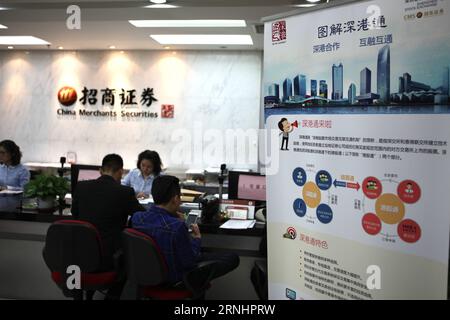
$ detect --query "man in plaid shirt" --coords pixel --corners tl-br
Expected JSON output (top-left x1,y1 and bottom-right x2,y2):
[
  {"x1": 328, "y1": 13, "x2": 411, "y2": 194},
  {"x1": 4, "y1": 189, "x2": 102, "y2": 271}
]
[{"x1": 131, "y1": 175, "x2": 239, "y2": 284}]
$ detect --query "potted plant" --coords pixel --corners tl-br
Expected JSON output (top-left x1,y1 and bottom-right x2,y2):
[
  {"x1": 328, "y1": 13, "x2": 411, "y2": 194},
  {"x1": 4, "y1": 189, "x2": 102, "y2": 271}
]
[{"x1": 24, "y1": 174, "x2": 70, "y2": 210}]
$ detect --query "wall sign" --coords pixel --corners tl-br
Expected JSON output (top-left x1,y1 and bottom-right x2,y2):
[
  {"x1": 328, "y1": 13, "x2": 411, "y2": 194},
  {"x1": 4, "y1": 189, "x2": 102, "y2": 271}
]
[{"x1": 56, "y1": 86, "x2": 168, "y2": 119}]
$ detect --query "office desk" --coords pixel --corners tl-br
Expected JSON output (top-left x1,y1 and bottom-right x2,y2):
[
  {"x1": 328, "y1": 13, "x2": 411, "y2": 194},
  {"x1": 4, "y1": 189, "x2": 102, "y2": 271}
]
[
  {"x1": 0, "y1": 195, "x2": 265, "y2": 299},
  {"x1": 0, "y1": 198, "x2": 265, "y2": 256}
]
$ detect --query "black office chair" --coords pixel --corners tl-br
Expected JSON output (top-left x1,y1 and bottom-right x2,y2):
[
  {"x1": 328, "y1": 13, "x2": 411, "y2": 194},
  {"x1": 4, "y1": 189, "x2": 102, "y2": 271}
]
[
  {"x1": 122, "y1": 228, "x2": 217, "y2": 300},
  {"x1": 42, "y1": 220, "x2": 121, "y2": 300}
]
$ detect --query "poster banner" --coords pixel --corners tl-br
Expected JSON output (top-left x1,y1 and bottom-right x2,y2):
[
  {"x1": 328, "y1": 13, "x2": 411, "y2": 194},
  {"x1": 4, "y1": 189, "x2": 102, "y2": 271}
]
[{"x1": 263, "y1": 0, "x2": 450, "y2": 300}]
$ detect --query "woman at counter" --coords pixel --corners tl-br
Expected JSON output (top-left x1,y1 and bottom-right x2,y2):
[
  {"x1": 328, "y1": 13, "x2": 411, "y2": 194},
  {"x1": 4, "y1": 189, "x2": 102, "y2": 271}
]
[
  {"x1": 122, "y1": 150, "x2": 162, "y2": 199},
  {"x1": 0, "y1": 140, "x2": 30, "y2": 191}
]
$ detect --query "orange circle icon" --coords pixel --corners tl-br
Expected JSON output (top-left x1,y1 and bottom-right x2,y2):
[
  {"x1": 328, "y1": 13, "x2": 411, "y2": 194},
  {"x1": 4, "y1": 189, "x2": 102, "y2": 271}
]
[
  {"x1": 302, "y1": 182, "x2": 321, "y2": 209},
  {"x1": 58, "y1": 86, "x2": 77, "y2": 106},
  {"x1": 375, "y1": 193, "x2": 405, "y2": 225}
]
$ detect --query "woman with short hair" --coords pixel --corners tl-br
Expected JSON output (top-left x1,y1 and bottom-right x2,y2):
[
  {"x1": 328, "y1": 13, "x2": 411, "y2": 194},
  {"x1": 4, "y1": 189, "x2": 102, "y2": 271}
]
[
  {"x1": 122, "y1": 150, "x2": 163, "y2": 199},
  {"x1": 0, "y1": 140, "x2": 30, "y2": 191}
]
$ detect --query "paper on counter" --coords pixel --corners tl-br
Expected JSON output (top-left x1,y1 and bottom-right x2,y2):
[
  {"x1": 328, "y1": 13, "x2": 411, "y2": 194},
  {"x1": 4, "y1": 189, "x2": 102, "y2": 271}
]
[
  {"x1": 138, "y1": 197, "x2": 154, "y2": 205},
  {"x1": 0, "y1": 190, "x2": 23, "y2": 195},
  {"x1": 219, "y1": 219, "x2": 256, "y2": 229}
]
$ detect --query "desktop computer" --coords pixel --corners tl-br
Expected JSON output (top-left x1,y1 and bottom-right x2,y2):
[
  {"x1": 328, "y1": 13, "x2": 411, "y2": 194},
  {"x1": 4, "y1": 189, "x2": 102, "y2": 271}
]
[{"x1": 70, "y1": 164, "x2": 102, "y2": 194}]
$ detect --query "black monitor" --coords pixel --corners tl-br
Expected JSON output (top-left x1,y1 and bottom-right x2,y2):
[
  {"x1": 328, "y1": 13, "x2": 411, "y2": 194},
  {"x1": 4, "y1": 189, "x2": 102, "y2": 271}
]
[
  {"x1": 228, "y1": 171, "x2": 266, "y2": 202},
  {"x1": 71, "y1": 164, "x2": 102, "y2": 194}
]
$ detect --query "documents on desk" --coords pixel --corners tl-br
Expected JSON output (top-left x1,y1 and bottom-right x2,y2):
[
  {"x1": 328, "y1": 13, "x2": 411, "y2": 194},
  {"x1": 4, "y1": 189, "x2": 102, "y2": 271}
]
[
  {"x1": 0, "y1": 190, "x2": 23, "y2": 195},
  {"x1": 138, "y1": 196, "x2": 153, "y2": 205},
  {"x1": 181, "y1": 188, "x2": 204, "y2": 202},
  {"x1": 219, "y1": 219, "x2": 256, "y2": 229},
  {"x1": 183, "y1": 202, "x2": 201, "y2": 209}
]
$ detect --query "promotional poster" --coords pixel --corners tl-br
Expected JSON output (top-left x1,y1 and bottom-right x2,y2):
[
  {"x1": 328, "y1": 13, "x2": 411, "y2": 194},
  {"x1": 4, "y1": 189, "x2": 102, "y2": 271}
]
[{"x1": 264, "y1": 0, "x2": 450, "y2": 300}]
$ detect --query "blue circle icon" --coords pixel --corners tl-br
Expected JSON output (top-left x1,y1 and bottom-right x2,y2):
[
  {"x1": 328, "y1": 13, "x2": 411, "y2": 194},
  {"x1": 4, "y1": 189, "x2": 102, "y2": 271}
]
[
  {"x1": 316, "y1": 204, "x2": 333, "y2": 224},
  {"x1": 315, "y1": 170, "x2": 332, "y2": 191},
  {"x1": 292, "y1": 168, "x2": 307, "y2": 187},
  {"x1": 293, "y1": 199, "x2": 307, "y2": 218}
]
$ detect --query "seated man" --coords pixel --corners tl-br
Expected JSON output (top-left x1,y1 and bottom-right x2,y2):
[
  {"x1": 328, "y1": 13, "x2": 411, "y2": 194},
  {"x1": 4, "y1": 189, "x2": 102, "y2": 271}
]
[
  {"x1": 72, "y1": 154, "x2": 144, "y2": 299},
  {"x1": 132, "y1": 175, "x2": 240, "y2": 285}
]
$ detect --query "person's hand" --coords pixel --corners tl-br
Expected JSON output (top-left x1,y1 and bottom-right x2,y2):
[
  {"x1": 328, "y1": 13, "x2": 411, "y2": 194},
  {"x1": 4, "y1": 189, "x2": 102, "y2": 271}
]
[
  {"x1": 136, "y1": 192, "x2": 148, "y2": 200},
  {"x1": 177, "y1": 211, "x2": 185, "y2": 221},
  {"x1": 190, "y1": 224, "x2": 201, "y2": 239}
]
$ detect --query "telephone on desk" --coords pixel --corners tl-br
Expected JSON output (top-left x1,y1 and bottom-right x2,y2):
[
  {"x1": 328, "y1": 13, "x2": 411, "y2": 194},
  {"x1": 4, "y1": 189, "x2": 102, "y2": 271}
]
[
  {"x1": 199, "y1": 194, "x2": 266, "y2": 225},
  {"x1": 199, "y1": 194, "x2": 220, "y2": 224}
]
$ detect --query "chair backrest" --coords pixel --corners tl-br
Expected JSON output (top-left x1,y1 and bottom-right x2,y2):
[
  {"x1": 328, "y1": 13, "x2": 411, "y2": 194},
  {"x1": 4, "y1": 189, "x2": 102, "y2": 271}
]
[
  {"x1": 122, "y1": 228, "x2": 168, "y2": 286},
  {"x1": 43, "y1": 220, "x2": 103, "y2": 273}
]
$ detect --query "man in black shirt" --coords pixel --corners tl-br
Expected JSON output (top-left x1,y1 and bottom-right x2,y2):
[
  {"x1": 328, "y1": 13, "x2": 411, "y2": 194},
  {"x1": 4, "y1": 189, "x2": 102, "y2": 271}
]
[{"x1": 72, "y1": 154, "x2": 143, "y2": 299}]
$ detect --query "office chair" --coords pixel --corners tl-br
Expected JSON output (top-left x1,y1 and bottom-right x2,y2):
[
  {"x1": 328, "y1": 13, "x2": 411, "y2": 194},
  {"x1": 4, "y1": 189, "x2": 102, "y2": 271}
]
[
  {"x1": 42, "y1": 220, "x2": 121, "y2": 300},
  {"x1": 122, "y1": 228, "x2": 217, "y2": 300}
]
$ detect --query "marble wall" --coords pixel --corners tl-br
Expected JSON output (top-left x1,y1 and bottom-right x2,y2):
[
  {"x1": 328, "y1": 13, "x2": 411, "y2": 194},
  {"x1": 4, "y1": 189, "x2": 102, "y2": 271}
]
[{"x1": 0, "y1": 50, "x2": 262, "y2": 171}]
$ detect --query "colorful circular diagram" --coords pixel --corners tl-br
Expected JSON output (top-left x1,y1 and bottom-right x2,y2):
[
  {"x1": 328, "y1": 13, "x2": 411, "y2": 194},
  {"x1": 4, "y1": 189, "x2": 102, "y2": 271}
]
[
  {"x1": 362, "y1": 176, "x2": 383, "y2": 199},
  {"x1": 362, "y1": 213, "x2": 382, "y2": 236},
  {"x1": 293, "y1": 199, "x2": 307, "y2": 218},
  {"x1": 397, "y1": 180, "x2": 421, "y2": 204},
  {"x1": 302, "y1": 182, "x2": 322, "y2": 208},
  {"x1": 316, "y1": 204, "x2": 333, "y2": 224},
  {"x1": 292, "y1": 167, "x2": 307, "y2": 187},
  {"x1": 375, "y1": 193, "x2": 405, "y2": 225},
  {"x1": 397, "y1": 219, "x2": 421, "y2": 243},
  {"x1": 315, "y1": 170, "x2": 332, "y2": 191}
]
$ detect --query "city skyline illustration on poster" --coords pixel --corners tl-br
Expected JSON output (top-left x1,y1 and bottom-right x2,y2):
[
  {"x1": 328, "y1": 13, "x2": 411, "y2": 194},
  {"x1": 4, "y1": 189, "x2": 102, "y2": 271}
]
[
  {"x1": 264, "y1": 0, "x2": 450, "y2": 300},
  {"x1": 263, "y1": 0, "x2": 450, "y2": 115}
]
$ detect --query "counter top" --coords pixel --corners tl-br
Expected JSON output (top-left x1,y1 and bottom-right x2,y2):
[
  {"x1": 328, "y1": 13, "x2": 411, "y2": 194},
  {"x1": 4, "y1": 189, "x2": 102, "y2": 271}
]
[{"x1": 0, "y1": 195, "x2": 265, "y2": 237}]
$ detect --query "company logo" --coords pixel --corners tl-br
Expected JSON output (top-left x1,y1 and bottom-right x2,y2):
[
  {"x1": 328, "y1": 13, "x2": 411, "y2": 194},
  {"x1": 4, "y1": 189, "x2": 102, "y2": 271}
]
[
  {"x1": 58, "y1": 86, "x2": 78, "y2": 106},
  {"x1": 161, "y1": 104, "x2": 174, "y2": 118},
  {"x1": 283, "y1": 227, "x2": 297, "y2": 240},
  {"x1": 404, "y1": 8, "x2": 444, "y2": 21},
  {"x1": 286, "y1": 288, "x2": 296, "y2": 300},
  {"x1": 272, "y1": 20, "x2": 286, "y2": 43}
]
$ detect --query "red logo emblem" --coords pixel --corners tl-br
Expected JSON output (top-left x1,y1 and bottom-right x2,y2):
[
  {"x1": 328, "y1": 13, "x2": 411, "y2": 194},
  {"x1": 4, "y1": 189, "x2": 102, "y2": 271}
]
[
  {"x1": 161, "y1": 104, "x2": 174, "y2": 118},
  {"x1": 58, "y1": 87, "x2": 77, "y2": 106},
  {"x1": 272, "y1": 20, "x2": 286, "y2": 42},
  {"x1": 283, "y1": 227, "x2": 297, "y2": 240}
]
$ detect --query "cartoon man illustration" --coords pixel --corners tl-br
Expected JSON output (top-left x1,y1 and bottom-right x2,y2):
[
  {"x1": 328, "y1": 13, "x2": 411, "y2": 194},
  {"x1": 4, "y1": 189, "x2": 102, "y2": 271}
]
[
  {"x1": 319, "y1": 173, "x2": 329, "y2": 183},
  {"x1": 278, "y1": 118, "x2": 294, "y2": 151},
  {"x1": 366, "y1": 180, "x2": 378, "y2": 191},
  {"x1": 405, "y1": 183, "x2": 414, "y2": 194}
]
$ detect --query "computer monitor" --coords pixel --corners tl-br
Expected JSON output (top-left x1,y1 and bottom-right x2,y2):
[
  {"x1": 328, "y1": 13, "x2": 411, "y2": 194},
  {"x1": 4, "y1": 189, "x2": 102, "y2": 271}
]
[
  {"x1": 71, "y1": 164, "x2": 102, "y2": 194},
  {"x1": 228, "y1": 171, "x2": 266, "y2": 202}
]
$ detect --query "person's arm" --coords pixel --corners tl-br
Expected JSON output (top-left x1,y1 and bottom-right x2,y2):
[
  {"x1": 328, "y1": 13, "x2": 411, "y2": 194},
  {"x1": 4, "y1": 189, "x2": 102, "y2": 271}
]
[
  {"x1": 18, "y1": 166, "x2": 30, "y2": 189},
  {"x1": 136, "y1": 192, "x2": 148, "y2": 199},
  {"x1": 121, "y1": 170, "x2": 132, "y2": 187},
  {"x1": 126, "y1": 187, "x2": 145, "y2": 216},
  {"x1": 6, "y1": 166, "x2": 30, "y2": 191},
  {"x1": 175, "y1": 224, "x2": 202, "y2": 272},
  {"x1": 190, "y1": 224, "x2": 202, "y2": 257}
]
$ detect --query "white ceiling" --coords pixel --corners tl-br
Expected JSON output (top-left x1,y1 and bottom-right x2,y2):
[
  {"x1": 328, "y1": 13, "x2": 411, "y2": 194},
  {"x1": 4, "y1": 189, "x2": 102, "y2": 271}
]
[{"x1": 0, "y1": 0, "x2": 361, "y2": 50}]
